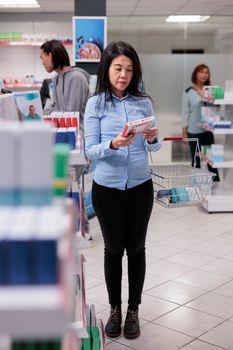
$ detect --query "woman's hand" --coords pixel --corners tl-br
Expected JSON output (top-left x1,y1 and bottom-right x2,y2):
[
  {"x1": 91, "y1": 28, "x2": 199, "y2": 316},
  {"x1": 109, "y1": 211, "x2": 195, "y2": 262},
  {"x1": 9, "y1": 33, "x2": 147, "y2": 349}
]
[
  {"x1": 111, "y1": 132, "x2": 134, "y2": 149},
  {"x1": 182, "y1": 127, "x2": 188, "y2": 142},
  {"x1": 144, "y1": 127, "x2": 159, "y2": 143}
]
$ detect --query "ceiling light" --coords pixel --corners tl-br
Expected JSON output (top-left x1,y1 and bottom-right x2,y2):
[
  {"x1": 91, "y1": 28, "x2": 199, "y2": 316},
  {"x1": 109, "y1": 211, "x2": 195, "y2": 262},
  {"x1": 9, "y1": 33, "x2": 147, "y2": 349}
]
[
  {"x1": 0, "y1": 0, "x2": 40, "y2": 7},
  {"x1": 166, "y1": 15, "x2": 210, "y2": 23}
]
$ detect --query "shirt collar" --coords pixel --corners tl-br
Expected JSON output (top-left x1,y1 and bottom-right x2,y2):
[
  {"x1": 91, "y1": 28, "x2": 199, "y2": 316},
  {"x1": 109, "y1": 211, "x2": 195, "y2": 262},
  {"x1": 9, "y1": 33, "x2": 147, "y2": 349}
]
[{"x1": 106, "y1": 90, "x2": 129, "y2": 101}]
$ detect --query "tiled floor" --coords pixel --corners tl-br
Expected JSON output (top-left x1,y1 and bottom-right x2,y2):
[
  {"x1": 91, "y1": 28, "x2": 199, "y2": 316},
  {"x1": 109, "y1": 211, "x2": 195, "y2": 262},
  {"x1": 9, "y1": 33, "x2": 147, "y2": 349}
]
[{"x1": 82, "y1": 204, "x2": 233, "y2": 350}]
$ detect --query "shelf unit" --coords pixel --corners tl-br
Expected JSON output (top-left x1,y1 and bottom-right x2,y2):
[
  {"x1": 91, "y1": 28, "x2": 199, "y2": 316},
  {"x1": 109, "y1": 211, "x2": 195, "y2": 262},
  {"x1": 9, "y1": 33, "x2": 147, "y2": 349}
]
[
  {"x1": 203, "y1": 100, "x2": 233, "y2": 212},
  {"x1": 0, "y1": 41, "x2": 72, "y2": 47},
  {"x1": 70, "y1": 149, "x2": 86, "y2": 166},
  {"x1": 0, "y1": 286, "x2": 69, "y2": 338}
]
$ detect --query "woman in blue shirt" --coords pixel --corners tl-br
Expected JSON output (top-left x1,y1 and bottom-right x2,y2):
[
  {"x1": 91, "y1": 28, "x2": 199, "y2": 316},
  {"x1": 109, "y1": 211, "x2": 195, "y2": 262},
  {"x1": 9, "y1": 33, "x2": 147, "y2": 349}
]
[
  {"x1": 182, "y1": 64, "x2": 220, "y2": 181},
  {"x1": 84, "y1": 41, "x2": 161, "y2": 339}
]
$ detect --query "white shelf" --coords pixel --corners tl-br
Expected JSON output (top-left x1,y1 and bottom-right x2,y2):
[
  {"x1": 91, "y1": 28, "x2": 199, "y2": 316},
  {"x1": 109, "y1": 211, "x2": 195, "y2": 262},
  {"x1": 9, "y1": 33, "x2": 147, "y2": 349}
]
[
  {"x1": 0, "y1": 41, "x2": 72, "y2": 47},
  {"x1": 214, "y1": 128, "x2": 233, "y2": 135},
  {"x1": 0, "y1": 286, "x2": 69, "y2": 338},
  {"x1": 203, "y1": 195, "x2": 233, "y2": 212},
  {"x1": 69, "y1": 149, "x2": 86, "y2": 166},
  {"x1": 214, "y1": 99, "x2": 233, "y2": 105},
  {"x1": 212, "y1": 160, "x2": 233, "y2": 168}
]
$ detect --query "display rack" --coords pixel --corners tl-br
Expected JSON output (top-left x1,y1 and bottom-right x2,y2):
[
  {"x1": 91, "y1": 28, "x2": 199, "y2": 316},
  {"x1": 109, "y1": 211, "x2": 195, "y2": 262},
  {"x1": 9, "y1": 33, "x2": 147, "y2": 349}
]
[
  {"x1": 203, "y1": 100, "x2": 233, "y2": 212},
  {"x1": 0, "y1": 41, "x2": 72, "y2": 47},
  {"x1": 0, "y1": 286, "x2": 69, "y2": 338},
  {"x1": 70, "y1": 149, "x2": 86, "y2": 166},
  {"x1": 3, "y1": 82, "x2": 42, "y2": 90}
]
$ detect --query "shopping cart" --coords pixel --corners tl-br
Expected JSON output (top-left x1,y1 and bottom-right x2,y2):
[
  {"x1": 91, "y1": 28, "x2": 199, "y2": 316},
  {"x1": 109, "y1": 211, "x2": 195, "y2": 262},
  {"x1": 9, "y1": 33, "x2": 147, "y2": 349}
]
[{"x1": 151, "y1": 137, "x2": 215, "y2": 208}]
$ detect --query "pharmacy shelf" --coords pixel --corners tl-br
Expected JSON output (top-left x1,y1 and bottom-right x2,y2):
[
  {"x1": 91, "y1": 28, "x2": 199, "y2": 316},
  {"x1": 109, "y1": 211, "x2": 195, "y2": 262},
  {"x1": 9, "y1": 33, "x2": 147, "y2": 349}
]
[
  {"x1": 214, "y1": 128, "x2": 233, "y2": 135},
  {"x1": 203, "y1": 195, "x2": 233, "y2": 212},
  {"x1": 0, "y1": 286, "x2": 69, "y2": 338},
  {"x1": 3, "y1": 82, "x2": 42, "y2": 89},
  {"x1": 0, "y1": 41, "x2": 72, "y2": 47},
  {"x1": 214, "y1": 99, "x2": 233, "y2": 105},
  {"x1": 70, "y1": 255, "x2": 88, "y2": 339},
  {"x1": 212, "y1": 160, "x2": 233, "y2": 168},
  {"x1": 69, "y1": 149, "x2": 86, "y2": 166},
  {"x1": 203, "y1": 100, "x2": 233, "y2": 212}
]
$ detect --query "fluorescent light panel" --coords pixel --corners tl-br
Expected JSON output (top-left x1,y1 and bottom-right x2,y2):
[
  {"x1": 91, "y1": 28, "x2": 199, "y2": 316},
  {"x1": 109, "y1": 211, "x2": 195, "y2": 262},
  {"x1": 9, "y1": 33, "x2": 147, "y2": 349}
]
[
  {"x1": 166, "y1": 15, "x2": 210, "y2": 23},
  {"x1": 0, "y1": 0, "x2": 40, "y2": 7}
]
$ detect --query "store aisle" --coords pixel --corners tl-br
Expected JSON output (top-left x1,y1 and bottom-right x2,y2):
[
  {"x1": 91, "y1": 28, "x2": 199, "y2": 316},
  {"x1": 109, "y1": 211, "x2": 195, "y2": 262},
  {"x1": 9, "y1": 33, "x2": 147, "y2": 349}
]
[{"x1": 82, "y1": 204, "x2": 233, "y2": 350}]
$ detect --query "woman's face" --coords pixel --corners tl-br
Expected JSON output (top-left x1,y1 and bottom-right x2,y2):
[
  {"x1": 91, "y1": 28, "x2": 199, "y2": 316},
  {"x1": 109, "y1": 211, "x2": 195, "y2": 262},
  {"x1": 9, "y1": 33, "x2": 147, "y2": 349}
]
[
  {"x1": 196, "y1": 68, "x2": 209, "y2": 84},
  {"x1": 108, "y1": 54, "x2": 133, "y2": 98},
  {"x1": 40, "y1": 49, "x2": 54, "y2": 73}
]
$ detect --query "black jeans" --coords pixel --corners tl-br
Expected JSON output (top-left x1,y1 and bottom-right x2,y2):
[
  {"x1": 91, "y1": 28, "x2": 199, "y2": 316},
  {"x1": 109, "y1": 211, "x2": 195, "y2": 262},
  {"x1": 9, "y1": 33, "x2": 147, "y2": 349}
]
[
  {"x1": 187, "y1": 131, "x2": 220, "y2": 181},
  {"x1": 92, "y1": 179, "x2": 154, "y2": 308}
]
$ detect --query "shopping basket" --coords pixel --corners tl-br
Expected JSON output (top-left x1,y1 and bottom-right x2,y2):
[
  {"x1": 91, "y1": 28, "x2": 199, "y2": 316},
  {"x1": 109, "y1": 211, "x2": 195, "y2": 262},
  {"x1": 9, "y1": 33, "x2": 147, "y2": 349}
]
[{"x1": 151, "y1": 137, "x2": 215, "y2": 208}]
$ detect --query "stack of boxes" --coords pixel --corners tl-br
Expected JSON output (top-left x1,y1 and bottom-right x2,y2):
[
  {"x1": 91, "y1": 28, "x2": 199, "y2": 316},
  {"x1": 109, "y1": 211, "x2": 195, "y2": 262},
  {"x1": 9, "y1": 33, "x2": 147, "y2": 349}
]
[{"x1": 43, "y1": 112, "x2": 79, "y2": 150}]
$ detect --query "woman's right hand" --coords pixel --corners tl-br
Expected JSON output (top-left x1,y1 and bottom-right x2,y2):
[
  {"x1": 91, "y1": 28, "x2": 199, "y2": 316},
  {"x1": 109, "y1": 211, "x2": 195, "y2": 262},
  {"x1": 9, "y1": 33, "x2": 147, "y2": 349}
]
[
  {"x1": 111, "y1": 132, "x2": 134, "y2": 149},
  {"x1": 182, "y1": 127, "x2": 188, "y2": 140}
]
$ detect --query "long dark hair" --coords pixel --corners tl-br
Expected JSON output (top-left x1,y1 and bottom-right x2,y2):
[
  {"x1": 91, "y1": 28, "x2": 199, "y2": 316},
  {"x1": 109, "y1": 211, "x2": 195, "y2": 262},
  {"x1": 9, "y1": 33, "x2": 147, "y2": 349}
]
[
  {"x1": 40, "y1": 39, "x2": 70, "y2": 70},
  {"x1": 95, "y1": 41, "x2": 147, "y2": 101},
  {"x1": 192, "y1": 64, "x2": 211, "y2": 85}
]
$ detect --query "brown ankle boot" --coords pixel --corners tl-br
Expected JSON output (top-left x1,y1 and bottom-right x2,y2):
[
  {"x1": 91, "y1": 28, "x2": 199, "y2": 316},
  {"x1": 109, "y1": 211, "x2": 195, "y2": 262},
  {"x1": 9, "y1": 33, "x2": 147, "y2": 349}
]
[
  {"x1": 123, "y1": 308, "x2": 140, "y2": 339},
  {"x1": 105, "y1": 306, "x2": 122, "y2": 338}
]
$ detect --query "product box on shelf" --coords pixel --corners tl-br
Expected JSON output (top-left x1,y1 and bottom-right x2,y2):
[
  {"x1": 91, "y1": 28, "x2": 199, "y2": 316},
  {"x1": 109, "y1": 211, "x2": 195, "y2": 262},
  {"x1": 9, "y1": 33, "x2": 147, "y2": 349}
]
[
  {"x1": 211, "y1": 144, "x2": 224, "y2": 163},
  {"x1": 19, "y1": 123, "x2": 54, "y2": 205}
]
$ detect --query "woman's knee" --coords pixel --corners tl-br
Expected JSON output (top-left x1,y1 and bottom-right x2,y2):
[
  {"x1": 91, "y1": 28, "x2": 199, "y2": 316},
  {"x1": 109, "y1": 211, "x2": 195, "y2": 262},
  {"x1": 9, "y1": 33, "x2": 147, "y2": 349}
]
[{"x1": 105, "y1": 247, "x2": 124, "y2": 258}]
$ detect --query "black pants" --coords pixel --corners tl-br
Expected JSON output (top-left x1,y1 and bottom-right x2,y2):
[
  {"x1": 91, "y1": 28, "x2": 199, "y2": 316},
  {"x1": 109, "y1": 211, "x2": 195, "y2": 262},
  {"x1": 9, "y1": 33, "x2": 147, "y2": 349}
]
[
  {"x1": 92, "y1": 179, "x2": 154, "y2": 308},
  {"x1": 187, "y1": 131, "x2": 220, "y2": 181}
]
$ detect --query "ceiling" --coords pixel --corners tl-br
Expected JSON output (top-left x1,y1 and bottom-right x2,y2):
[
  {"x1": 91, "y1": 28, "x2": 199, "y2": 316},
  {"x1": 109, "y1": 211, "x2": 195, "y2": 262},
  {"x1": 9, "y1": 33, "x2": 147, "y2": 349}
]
[
  {"x1": 1, "y1": 0, "x2": 233, "y2": 15},
  {"x1": 1, "y1": 0, "x2": 233, "y2": 34}
]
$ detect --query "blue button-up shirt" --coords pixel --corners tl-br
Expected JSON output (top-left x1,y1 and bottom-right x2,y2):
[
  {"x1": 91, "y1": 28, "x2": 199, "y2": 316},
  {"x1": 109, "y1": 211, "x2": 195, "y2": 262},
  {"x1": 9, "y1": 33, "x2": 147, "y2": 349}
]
[{"x1": 84, "y1": 93, "x2": 162, "y2": 190}]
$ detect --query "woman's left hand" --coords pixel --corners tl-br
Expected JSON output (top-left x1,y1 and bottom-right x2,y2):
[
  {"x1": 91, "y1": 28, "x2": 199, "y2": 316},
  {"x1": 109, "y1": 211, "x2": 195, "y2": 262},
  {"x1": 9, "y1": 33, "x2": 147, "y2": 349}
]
[{"x1": 144, "y1": 127, "x2": 159, "y2": 143}]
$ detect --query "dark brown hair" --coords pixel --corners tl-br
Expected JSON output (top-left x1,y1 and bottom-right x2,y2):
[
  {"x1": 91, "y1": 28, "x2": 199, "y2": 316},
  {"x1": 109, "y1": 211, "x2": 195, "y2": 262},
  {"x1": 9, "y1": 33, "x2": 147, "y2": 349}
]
[
  {"x1": 40, "y1": 39, "x2": 70, "y2": 70},
  {"x1": 191, "y1": 64, "x2": 211, "y2": 85}
]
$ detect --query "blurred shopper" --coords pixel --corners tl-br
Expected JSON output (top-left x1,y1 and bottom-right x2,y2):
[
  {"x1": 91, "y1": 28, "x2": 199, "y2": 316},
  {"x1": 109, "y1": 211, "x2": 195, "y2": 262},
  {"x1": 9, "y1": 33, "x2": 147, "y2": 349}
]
[
  {"x1": 40, "y1": 39, "x2": 89, "y2": 128},
  {"x1": 182, "y1": 63, "x2": 220, "y2": 181}
]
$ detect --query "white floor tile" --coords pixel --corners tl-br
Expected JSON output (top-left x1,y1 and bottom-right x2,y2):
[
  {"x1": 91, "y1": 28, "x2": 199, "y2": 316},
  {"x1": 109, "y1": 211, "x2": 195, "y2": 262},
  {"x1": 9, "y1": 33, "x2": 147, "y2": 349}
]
[
  {"x1": 154, "y1": 306, "x2": 222, "y2": 337},
  {"x1": 214, "y1": 280, "x2": 233, "y2": 299},
  {"x1": 201, "y1": 257, "x2": 233, "y2": 278},
  {"x1": 200, "y1": 321, "x2": 233, "y2": 350},
  {"x1": 146, "y1": 242, "x2": 183, "y2": 259},
  {"x1": 146, "y1": 259, "x2": 194, "y2": 279},
  {"x1": 145, "y1": 280, "x2": 205, "y2": 305},
  {"x1": 118, "y1": 322, "x2": 193, "y2": 350},
  {"x1": 165, "y1": 250, "x2": 215, "y2": 268},
  {"x1": 181, "y1": 339, "x2": 225, "y2": 349},
  {"x1": 175, "y1": 269, "x2": 232, "y2": 292},
  {"x1": 123, "y1": 294, "x2": 178, "y2": 322},
  {"x1": 106, "y1": 341, "x2": 135, "y2": 349},
  {"x1": 186, "y1": 292, "x2": 233, "y2": 319}
]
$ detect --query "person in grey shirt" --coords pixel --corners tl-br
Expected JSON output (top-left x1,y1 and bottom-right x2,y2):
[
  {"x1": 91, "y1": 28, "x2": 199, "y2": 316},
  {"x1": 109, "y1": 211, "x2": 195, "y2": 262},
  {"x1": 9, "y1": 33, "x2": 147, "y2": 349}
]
[
  {"x1": 40, "y1": 39, "x2": 89, "y2": 128},
  {"x1": 182, "y1": 63, "x2": 220, "y2": 181},
  {"x1": 40, "y1": 39, "x2": 92, "y2": 240}
]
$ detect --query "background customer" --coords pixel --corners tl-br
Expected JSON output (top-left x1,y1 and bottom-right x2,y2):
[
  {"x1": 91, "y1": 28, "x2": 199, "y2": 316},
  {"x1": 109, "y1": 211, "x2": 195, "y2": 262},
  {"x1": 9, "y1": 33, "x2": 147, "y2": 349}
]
[
  {"x1": 40, "y1": 39, "x2": 89, "y2": 128},
  {"x1": 182, "y1": 63, "x2": 220, "y2": 181}
]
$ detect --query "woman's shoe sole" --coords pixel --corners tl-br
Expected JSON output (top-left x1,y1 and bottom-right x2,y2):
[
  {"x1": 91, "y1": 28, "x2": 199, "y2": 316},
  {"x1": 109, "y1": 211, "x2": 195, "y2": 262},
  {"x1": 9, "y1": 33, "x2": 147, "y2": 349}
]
[
  {"x1": 123, "y1": 330, "x2": 140, "y2": 339},
  {"x1": 105, "y1": 331, "x2": 121, "y2": 338}
]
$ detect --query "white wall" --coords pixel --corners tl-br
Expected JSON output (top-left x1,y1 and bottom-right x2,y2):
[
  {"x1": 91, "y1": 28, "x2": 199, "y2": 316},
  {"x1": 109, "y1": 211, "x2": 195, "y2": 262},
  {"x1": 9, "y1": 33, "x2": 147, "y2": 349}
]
[
  {"x1": 140, "y1": 54, "x2": 233, "y2": 137},
  {"x1": 109, "y1": 31, "x2": 215, "y2": 54}
]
